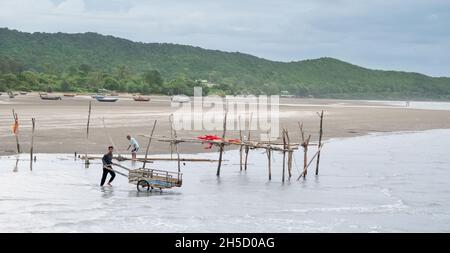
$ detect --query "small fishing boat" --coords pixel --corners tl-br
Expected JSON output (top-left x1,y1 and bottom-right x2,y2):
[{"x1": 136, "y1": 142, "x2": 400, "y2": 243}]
[
  {"x1": 63, "y1": 94, "x2": 76, "y2": 97},
  {"x1": 171, "y1": 95, "x2": 190, "y2": 103},
  {"x1": 133, "y1": 96, "x2": 150, "y2": 102},
  {"x1": 40, "y1": 94, "x2": 62, "y2": 100},
  {"x1": 92, "y1": 94, "x2": 105, "y2": 99},
  {"x1": 20, "y1": 92, "x2": 28, "y2": 95},
  {"x1": 96, "y1": 97, "x2": 118, "y2": 102}
]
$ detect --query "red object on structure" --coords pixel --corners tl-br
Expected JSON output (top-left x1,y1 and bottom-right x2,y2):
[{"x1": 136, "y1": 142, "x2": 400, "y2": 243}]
[
  {"x1": 197, "y1": 135, "x2": 222, "y2": 141},
  {"x1": 197, "y1": 135, "x2": 242, "y2": 149},
  {"x1": 228, "y1": 139, "x2": 241, "y2": 144},
  {"x1": 197, "y1": 135, "x2": 221, "y2": 149}
]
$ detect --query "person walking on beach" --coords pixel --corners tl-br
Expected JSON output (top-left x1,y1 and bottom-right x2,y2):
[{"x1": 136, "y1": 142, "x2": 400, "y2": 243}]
[
  {"x1": 101, "y1": 146, "x2": 116, "y2": 186},
  {"x1": 127, "y1": 135, "x2": 140, "y2": 160}
]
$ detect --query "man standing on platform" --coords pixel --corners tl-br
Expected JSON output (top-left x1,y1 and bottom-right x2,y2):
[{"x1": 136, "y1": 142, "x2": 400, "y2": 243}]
[{"x1": 127, "y1": 134, "x2": 140, "y2": 160}]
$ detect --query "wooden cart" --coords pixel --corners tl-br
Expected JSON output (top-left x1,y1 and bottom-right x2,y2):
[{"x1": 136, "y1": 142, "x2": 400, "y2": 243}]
[{"x1": 128, "y1": 168, "x2": 183, "y2": 191}]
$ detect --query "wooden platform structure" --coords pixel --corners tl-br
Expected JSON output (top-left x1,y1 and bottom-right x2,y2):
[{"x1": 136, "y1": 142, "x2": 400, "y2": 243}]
[
  {"x1": 11, "y1": 100, "x2": 325, "y2": 182},
  {"x1": 139, "y1": 110, "x2": 325, "y2": 181}
]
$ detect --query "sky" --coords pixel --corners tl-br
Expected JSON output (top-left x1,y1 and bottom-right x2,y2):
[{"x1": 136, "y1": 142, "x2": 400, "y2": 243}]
[{"x1": 1, "y1": 0, "x2": 449, "y2": 77}]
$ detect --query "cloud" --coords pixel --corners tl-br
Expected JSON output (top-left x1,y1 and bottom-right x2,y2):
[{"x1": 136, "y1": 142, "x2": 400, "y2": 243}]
[{"x1": 0, "y1": 0, "x2": 449, "y2": 76}]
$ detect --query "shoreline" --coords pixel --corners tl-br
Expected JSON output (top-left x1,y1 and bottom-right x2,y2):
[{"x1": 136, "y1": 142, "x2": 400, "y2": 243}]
[{"x1": 1, "y1": 127, "x2": 449, "y2": 158}]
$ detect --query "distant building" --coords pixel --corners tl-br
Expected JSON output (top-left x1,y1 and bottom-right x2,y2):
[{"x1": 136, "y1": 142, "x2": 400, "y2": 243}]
[
  {"x1": 196, "y1": 79, "x2": 218, "y2": 88},
  {"x1": 280, "y1": 90, "x2": 295, "y2": 98}
]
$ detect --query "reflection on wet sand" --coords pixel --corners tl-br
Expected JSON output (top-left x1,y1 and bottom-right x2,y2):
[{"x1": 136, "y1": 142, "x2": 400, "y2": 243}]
[
  {"x1": 100, "y1": 186, "x2": 114, "y2": 198},
  {"x1": 13, "y1": 157, "x2": 19, "y2": 172}
]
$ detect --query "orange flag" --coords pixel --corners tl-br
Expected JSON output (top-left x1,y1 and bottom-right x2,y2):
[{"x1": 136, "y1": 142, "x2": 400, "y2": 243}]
[{"x1": 12, "y1": 118, "x2": 19, "y2": 135}]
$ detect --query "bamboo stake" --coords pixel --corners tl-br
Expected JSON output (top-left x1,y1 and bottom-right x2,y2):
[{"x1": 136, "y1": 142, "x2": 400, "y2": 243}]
[
  {"x1": 299, "y1": 122, "x2": 305, "y2": 143},
  {"x1": 302, "y1": 135, "x2": 311, "y2": 179},
  {"x1": 148, "y1": 135, "x2": 307, "y2": 149},
  {"x1": 244, "y1": 112, "x2": 253, "y2": 170},
  {"x1": 101, "y1": 117, "x2": 124, "y2": 158},
  {"x1": 267, "y1": 130, "x2": 272, "y2": 180},
  {"x1": 84, "y1": 156, "x2": 219, "y2": 162},
  {"x1": 169, "y1": 114, "x2": 181, "y2": 173},
  {"x1": 12, "y1": 109, "x2": 20, "y2": 154},
  {"x1": 112, "y1": 162, "x2": 131, "y2": 171},
  {"x1": 216, "y1": 109, "x2": 228, "y2": 176},
  {"x1": 315, "y1": 110, "x2": 324, "y2": 175},
  {"x1": 282, "y1": 128, "x2": 287, "y2": 182},
  {"x1": 285, "y1": 129, "x2": 293, "y2": 179},
  {"x1": 85, "y1": 101, "x2": 92, "y2": 165},
  {"x1": 297, "y1": 144, "x2": 324, "y2": 180},
  {"x1": 239, "y1": 115, "x2": 243, "y2": 171},
  {"x1": 142, "y1": 120, "x2": 157, "y2": 169},
  {"x1": 104, "y1": 166, "x2": 128, "y2": 177},
  {"x1": 170, "y1": 115, "x2": 174, "y2": 159},
  {"x1": 30, "y1": 118, "x2": 35, "y2": 171}
]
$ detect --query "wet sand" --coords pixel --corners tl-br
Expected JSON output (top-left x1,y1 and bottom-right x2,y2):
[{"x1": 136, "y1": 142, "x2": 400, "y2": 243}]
[
  {"x1": 1, "y1": 93, "x2": 450, "y2": 156},
  {"x1": 2, "y1": 129, "x2": 450, "y2": 232}
]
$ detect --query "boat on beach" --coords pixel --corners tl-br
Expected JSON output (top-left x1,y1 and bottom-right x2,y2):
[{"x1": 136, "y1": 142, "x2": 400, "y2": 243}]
[
  {"x1": 40, "y1": 94, "x2": 62, "y2": 100},
  {"x1": 63, "y1": 94, "x2": 76, "y2": 97},
  {"x1": 91, "y1": 94, "x2": 104, "y2": 98},
  {"x1": 96, "y1": 96, "x2": 119, "y2": 102},
  {"x1": 133, "y1": 95, "x2": 150, "y2": 102},
  {"x1": 20, "y1": 92, "x2": 28, "y2": 95},
  {"x1": 171, "y1": 95, "x2": 190, "y2": 103}
]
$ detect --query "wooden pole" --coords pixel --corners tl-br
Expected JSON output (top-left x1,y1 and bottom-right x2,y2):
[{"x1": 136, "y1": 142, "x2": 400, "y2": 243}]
[
  {"x1": 299, "y1": 122, "x2": 305, "y2": 143},
  {"x1": 169, "y1": 114, "x2": 181, "y2": 173},
  {"x1": 286, "y1": 129, "x2": 293, "y2": 179},
  {"x1": 216, "y1": 109, "x2": 228, "y2": 176},
  {"x1": 302, "y1": 135, "x2": 311, "y2": 179},
  {"x1": 12, "y1": 109, "x2": 20, "y2": 154},
  {"x1": 244, "y1": 112, "x2": 253, "y2": 170},
  {"x1": 85, "y1": 101, "x2": 92, "y2": 165},
  {"x1": 170, "y1": 115, "x2": 174, "y2": 159},
  {"x1": 297, "y1": 144, "x2": 324, "y2": 180},
  {"x1": 315, "y1": 110, "x2": 324, "y2": 175},
  {"x1": 112, "y1": 162, "x2": 131, "y2": 171},
  {"x1": 84, "y1": 155, "x2": 219, "y2": 162},
  {"x1": 267, "y1": 130, "x2": 272, "y2": 180},
  {"x1": 101, "y1": 117, "x2": 124, "y2": 158},
  {"x1": 142, "y1": 120, "x2": 157, "y2": 169},
  {"x1": 30, "y1": 118, "x2": 35, "y2": 171},
  {"x1": 239, "y1": 115, "x2": 243, "y2": 171},
  {"x1": 282, "y1": 128, "x2": 287, "y2": 182}
]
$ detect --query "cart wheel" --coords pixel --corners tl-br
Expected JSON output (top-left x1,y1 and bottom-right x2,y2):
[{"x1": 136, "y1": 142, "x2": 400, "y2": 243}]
[{"x1": 137, "y1": 180, "x2": 150, "y2": 192}]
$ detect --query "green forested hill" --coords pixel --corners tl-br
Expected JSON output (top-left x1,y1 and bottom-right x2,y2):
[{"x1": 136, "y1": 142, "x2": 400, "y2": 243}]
[{"x1": 1, "y1": 27, "x2": 449, "y2": 99}]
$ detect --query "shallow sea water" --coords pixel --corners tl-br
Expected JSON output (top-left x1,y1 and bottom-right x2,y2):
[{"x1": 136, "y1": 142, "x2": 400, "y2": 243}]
[{"x1": 1, "y1": 129, "x2": 450, "y2": 232}]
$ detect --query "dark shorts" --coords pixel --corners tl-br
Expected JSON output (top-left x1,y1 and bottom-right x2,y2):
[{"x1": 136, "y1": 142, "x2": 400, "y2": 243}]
[{"x1": 131, "y1": 147, "x2": 139, "y2": 153}]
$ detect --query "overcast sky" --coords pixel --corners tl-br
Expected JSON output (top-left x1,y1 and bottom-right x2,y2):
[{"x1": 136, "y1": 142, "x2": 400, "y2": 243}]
[{"x1": 1, "y1": 0, "x2": 449, "y2": 77}]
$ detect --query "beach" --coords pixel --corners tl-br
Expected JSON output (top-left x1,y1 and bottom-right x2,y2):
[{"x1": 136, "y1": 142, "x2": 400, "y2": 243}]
[{"x1": 1, "y1": 93, "x2": 450, "y2": 156}]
